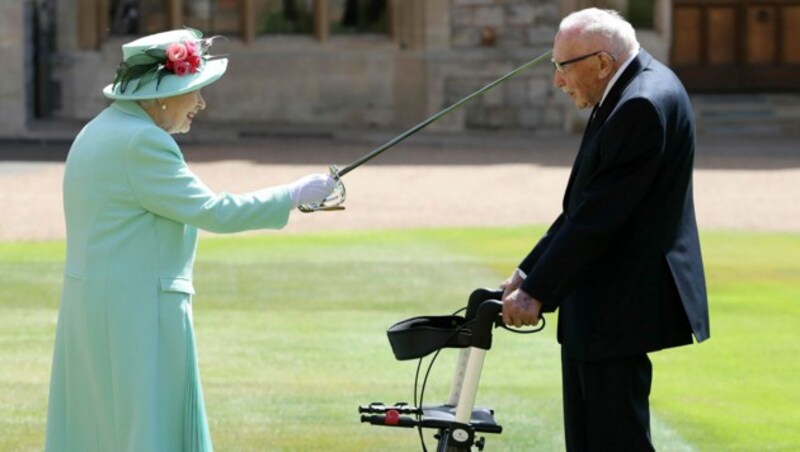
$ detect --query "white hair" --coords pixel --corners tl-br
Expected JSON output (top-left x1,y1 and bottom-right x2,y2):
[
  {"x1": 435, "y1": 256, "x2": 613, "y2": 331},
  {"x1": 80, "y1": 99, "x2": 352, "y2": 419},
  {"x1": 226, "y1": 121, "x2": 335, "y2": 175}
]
[{"x1": 559, "y1": 8, "x2": 639, "y2": 60}]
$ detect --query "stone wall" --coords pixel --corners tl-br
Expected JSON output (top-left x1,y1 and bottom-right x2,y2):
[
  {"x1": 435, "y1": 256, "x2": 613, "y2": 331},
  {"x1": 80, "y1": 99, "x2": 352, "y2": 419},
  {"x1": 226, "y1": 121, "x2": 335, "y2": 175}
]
[
  {"x1": 0, "y1": 1, "x2": 29, "y2": 137},
  {"x1": 451, "y1": 0, "x2": 559, "y2": 49},
  {"x1": 439, "y1": 0, "x2": 562, "y2": 130}
]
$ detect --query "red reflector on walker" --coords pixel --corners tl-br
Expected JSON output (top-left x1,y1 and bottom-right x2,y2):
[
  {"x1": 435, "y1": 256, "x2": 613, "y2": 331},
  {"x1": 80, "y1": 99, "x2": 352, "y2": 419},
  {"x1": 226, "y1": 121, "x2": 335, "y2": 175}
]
[{"x1": 385, "y1": 409, "x2": 400, "y2": 425}]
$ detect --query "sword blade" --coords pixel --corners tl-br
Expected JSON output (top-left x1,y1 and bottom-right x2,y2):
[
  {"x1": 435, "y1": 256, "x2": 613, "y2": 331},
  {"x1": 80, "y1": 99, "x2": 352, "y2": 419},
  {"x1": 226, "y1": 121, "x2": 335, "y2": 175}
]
[{"x1": 337, "y1": 49, "x2": 552, "y2": 177}]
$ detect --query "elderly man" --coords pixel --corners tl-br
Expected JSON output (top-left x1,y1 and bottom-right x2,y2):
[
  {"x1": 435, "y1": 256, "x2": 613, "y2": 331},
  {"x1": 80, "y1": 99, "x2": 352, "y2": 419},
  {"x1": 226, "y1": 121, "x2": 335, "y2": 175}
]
[{"x1": 501, "y1": 8, "x2": 710, "y2": 451}]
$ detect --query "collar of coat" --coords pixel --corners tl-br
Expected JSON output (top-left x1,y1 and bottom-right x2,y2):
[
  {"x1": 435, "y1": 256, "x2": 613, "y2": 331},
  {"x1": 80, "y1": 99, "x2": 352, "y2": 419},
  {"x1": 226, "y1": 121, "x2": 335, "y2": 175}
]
[
  {"x1": 111, "y1": 99, "x2": 153, "y2": 122},
  {"x1": 592, "y1": 50, "x2": 653, "y2": 127}
]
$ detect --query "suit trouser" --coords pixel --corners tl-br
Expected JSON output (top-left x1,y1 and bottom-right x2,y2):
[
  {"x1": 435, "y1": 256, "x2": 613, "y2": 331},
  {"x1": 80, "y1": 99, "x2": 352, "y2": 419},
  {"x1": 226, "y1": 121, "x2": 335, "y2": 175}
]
[{"x1": 561, "y1": 349, "x2": 654, "y2": 452}]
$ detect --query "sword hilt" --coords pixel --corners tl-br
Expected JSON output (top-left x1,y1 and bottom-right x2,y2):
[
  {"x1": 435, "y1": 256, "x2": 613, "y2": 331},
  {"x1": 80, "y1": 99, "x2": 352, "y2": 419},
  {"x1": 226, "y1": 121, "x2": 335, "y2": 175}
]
[{"x1": 297, "y1": 165, "x2": 347, "y2": 213}]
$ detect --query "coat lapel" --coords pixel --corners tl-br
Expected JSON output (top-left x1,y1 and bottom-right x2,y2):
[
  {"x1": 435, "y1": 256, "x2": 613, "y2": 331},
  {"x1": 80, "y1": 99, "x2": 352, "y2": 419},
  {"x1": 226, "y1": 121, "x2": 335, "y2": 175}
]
[
  {"x1": 592, "y1": 50, "x2": 652, "y2": 127},
  {"x1": 562, "y1": 50, "x2": 653, "y2": 210}
]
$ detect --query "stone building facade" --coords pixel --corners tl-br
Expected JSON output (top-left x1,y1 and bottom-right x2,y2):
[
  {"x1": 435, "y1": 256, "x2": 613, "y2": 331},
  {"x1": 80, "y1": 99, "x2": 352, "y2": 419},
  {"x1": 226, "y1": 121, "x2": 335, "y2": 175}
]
[{"x1": 2, "y1": 0, "x2": 676, "y2": 139}]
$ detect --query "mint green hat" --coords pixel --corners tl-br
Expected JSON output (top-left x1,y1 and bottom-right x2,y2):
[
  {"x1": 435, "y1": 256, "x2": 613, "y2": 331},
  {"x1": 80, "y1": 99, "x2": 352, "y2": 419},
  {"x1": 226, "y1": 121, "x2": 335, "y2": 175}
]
[{"x1": 103, "y1": 28, "x2": 228, "y2": 100}]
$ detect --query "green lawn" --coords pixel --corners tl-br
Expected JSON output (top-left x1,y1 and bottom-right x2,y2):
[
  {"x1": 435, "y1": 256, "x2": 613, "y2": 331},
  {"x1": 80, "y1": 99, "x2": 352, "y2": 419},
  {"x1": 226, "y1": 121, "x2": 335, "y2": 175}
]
[{"x1": 1, "y1": 228, "x2": 798, "y2": 451}]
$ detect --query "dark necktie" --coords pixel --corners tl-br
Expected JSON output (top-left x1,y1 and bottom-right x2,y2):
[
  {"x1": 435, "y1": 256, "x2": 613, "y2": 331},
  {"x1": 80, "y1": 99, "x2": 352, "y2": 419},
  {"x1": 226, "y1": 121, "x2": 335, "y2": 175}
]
[{"x1": 588, "y1": 104, "x2": 599, "y2": 126}]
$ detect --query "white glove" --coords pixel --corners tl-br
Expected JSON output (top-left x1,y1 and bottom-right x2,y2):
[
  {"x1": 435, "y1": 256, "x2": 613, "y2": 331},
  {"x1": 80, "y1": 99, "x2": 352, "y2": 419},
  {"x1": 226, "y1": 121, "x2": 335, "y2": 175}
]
[{"x1": 286, "y1": 173, "x2": 336, "y2": 208}]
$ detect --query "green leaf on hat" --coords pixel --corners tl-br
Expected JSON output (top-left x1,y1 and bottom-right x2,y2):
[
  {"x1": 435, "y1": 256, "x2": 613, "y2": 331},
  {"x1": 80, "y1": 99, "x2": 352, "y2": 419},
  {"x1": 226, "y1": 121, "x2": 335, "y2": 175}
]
[
  {"x1": 145, "y1": 48, "x2": 167, "y2": 60},
  {"x1": 112, "y1": 62, "x2": 128, "y2": 89},
  {"x1": 125, "y1": 53, "x2": 158, "y2": 66},
  {"x1": 132, "y1": 66, "x2": 159, "y2": 93},
  {"x1": 185, "y1": 27, "x2": 203, "y2": 38},
  {"x1": 126, "y1": 64, "x2": 155, "y2": 79},
  {"x1": 156, "y1": 68, "x2": 170, "y2": 90},
  {"x1": 119, "y1": 76, "x2": 131, "y2": 93}
]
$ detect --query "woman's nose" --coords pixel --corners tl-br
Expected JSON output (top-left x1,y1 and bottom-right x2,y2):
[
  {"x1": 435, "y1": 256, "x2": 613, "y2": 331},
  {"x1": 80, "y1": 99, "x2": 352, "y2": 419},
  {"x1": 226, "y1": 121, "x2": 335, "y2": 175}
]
[{"x1": 197, "y1": 93, "x2": 206, "y2": 110}]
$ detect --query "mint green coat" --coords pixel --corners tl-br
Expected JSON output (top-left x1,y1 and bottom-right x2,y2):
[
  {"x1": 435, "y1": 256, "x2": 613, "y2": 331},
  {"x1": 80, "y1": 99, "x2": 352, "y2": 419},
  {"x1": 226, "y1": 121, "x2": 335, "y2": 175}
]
[{"x1": 46, "y1": 100, "x2": 293, "y2": 451}]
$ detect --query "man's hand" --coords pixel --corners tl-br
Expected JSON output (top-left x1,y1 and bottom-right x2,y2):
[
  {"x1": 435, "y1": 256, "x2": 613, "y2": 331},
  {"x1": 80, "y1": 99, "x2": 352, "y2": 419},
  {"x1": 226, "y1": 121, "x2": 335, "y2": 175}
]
[
  {"x1": 502, "y1": 288, "x2": 542, "y2": 328},
  {"x1": 500, "y1": 269, "x2": 525, "y2": 300}
]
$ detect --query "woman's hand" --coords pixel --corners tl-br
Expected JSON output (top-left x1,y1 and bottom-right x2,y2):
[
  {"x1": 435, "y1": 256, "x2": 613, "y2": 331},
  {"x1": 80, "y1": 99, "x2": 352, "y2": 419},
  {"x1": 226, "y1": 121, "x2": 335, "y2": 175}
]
[{"x1": 287, "y1": 174, "x2": 336, "y2": 207}]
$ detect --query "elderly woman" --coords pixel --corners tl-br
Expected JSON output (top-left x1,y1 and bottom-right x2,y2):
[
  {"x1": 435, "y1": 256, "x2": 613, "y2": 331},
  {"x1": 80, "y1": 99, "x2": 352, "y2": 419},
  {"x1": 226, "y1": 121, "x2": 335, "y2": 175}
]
[{"x1": 45, "y1": 29, "x2": 334, "y2": 451}]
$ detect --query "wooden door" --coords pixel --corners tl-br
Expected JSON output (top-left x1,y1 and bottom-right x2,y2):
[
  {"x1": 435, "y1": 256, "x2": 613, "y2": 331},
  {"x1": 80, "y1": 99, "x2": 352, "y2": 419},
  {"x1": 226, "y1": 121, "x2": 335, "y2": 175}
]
[{"x1": 672, "y1": 0, "x2": 800, "y2": 92}]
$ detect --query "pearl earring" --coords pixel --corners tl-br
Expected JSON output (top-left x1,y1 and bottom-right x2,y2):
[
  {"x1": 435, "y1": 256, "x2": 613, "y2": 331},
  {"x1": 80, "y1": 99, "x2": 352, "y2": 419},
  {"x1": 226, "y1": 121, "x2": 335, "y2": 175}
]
[{"x1": 161, "y1": 104, "x2": 167, "y2": 110}]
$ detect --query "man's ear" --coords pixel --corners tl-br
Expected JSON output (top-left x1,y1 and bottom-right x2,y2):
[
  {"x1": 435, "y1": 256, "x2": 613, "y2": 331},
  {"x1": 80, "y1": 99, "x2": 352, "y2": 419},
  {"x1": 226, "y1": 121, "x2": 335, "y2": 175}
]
[{"x1": 597, "y1": 54, "x2": 616, "y2": 79}]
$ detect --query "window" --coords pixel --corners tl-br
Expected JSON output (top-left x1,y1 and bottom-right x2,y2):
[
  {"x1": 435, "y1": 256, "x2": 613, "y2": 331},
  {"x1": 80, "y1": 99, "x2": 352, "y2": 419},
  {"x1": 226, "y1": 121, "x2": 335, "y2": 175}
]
[
  {"x1": 256, "y1": 0, "x2": 315, "y2": 35},
  {"x1": 85, "y1": 0, "x2": 396, "y2": 48},
  {"x1": 108, "y1": 0, "x2": 239, "y2": 36},
  {"x1": 139, "y1": 1, "x2": 168, "y2": 33},
  {"x1": 109, "y1": 0, "x2": 142, "y2": 35},
  {"x1": 330, "y1": 0, "x2": 387, "y2": 35},
  {"x1": 627, "y1": 0, "x2": 655, "y2": 30},
  {"x1": 255, "y1": 0, "x2": 388, "y2": 36},
  {"x1": 184, "y1": 0, "x2": 242, "y2": 35},
  {"x1": 109, "y1": 0, "x2": 169, "y2": 36}
]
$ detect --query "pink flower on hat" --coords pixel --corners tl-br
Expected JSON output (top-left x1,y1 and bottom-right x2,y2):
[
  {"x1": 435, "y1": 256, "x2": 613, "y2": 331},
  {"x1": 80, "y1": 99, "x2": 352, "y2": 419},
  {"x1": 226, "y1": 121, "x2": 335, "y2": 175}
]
[
  {"x1": 164, "y1": 41, "x2": 201, "y2": 76},
  {"x1": 184, "y1": 40, "x2": 198, "y2": 55},
  {"x1": 173, "y1": 60, "x2": 191, "y2": 76},
  {"x1": 186, "y1": 54, "x2": 201, "y2": 73},
  {"x1": 166, "y1": 43, "x2": 189, "y2": 62}
]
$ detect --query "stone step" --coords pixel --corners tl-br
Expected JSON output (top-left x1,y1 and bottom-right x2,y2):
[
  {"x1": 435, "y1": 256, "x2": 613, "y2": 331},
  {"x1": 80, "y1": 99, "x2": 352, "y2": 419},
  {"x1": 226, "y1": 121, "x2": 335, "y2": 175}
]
[{"x1": 691, "y1": 94, "x2": 800, "y2": 134}]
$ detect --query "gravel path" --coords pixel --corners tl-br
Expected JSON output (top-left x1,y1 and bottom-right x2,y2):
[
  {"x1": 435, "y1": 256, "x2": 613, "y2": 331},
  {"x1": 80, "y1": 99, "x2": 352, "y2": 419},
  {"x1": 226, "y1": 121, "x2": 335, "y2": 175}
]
[{"x1": 1, "y1": 132, "x2": 799, "y2": 241}]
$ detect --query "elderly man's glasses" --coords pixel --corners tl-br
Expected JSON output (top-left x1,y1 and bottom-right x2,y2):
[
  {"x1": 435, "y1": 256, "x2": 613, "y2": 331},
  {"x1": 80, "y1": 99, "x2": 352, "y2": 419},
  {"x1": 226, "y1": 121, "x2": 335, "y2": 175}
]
[{"x1": 551, "y1": 51, "x2": 613, "y2": 73}]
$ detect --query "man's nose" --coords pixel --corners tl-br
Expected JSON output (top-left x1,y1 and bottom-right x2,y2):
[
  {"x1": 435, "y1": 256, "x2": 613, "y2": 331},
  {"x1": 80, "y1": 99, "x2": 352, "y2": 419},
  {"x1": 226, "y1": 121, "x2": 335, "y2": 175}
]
[{"x1": 553, "y1": 70, "x2": 565, "y2": 88}]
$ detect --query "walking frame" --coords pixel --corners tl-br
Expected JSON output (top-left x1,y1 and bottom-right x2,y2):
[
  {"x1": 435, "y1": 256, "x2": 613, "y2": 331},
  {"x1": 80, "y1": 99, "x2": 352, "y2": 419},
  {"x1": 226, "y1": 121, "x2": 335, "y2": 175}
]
[{"x1": 359, "y1": 288, "x2": 545, "y2": 451}]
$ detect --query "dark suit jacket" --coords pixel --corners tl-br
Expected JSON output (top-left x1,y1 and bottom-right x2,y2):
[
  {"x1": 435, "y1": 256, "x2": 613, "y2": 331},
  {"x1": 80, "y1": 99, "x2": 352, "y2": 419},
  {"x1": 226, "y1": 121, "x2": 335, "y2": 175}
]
[{"x1": 519, "y1": 50, "x2": 710, "y2": 361}]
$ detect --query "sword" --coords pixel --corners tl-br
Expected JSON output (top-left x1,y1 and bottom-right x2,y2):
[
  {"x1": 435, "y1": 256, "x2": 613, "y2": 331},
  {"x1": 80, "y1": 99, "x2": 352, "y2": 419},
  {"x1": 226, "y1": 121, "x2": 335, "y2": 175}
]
[{"x1": 298, "y1": 49, "x2": 553, "y2": 213}]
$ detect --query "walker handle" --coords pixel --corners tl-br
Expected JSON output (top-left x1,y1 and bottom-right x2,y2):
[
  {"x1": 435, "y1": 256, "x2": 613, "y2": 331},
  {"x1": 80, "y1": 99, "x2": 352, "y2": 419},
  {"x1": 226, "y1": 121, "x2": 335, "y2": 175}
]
[
  {"x1": 471, "y1": 299, "x2": 503, "y2": 351},
  {"x1": 466, "y1": 288, "x2": 546, "y2": 343}
]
